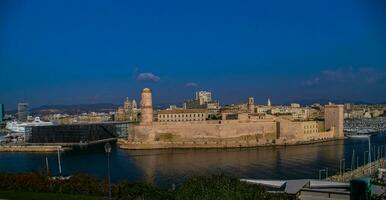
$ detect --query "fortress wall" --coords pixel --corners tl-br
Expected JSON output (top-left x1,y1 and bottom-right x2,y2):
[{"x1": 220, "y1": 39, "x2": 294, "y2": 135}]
[
  {"x1": 129, "y1": 119, "x2": 335, "y2": 142},
  {"x1": 278, "y1": 120, "x2": 334, "y2": 142},
  {"x1": 278, "y1": 120, "x2": 303, "y2": 139},
  {"x1": 128, "y1": 120, "x2": 278, "y2": 144},
  {"x1": 303, "y1": 130, "x2": 334, "y2": 141},
  {"x1": 124, "y1": 120, "x2": 336, "y2": 149}
]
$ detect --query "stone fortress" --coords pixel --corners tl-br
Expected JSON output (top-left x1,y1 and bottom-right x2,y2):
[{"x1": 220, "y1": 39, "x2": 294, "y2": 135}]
[{"x1": 119, "y1": 88, "x2": 344, "y2": 149}]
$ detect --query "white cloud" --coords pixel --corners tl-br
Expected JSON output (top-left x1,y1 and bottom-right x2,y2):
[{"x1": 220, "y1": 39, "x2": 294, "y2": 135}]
[
  {"x1": 185, "y1": 82, "x2": 198, "y2": 87},
  {"x1": 303, "y1": 78, "x2": 320, "y2": 86},
  {"x1": 304, "y1": 67, "x2": 386, "y2": 86},
  {"x1": 137, "y1": 73, "x2": 160, "y2": 82}
]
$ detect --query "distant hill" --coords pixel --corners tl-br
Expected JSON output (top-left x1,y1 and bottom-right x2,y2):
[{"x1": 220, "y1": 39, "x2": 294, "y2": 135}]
[
  {"x1": 31, "y1": 103, "x2": 120, "y2": 115},
  {"x1": 5, "y1": 99, "x2": 384, "y2": 116},
  {"x1": 284, "y1": 99, "x2": 378, "y2": 106},
  {"x1": 5, "y1": 102, "x2": 176, "y2": 116},
  {"x1": 5, "y1": 103, "x2": 121, "y2": 115}
]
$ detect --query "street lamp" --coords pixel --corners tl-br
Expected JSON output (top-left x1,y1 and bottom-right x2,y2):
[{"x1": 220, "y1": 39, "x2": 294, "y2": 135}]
[
  {"x1": 104, "y1": 143, "x2": 112, "y2": 200},
  {"x1": 340, "y1": 159, "x2": 345, "y2": 176}
]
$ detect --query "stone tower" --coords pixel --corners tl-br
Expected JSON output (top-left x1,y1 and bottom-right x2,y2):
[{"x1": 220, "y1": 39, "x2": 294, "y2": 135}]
[
  {"x1": 140, "y1": 88, "x2": 153, "y2": 124},
  {"x1": 324, "y1": 104, "x2": 344, "y2": 139},
  {"x1": 124, "y1": 97, "x2": 132, "y2": 112},
  {"x1": 247, "y1": 97, "x2": 255, "y2": 113}
]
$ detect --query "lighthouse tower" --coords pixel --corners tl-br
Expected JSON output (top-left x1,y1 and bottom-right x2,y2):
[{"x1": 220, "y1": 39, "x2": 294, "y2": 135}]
[{"x1": 140, "y1": 88, "x2": 153, "y2": 125}]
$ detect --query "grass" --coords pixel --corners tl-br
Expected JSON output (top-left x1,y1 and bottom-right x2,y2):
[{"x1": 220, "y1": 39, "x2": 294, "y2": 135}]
[{"x1": 0, "y1": 190, "x2": 106, "y2": 200}]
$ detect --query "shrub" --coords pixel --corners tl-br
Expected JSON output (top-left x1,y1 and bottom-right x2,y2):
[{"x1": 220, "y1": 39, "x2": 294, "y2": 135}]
[
  {"x1": 0, "y1": 172, "x2": 48, "y2": 192},
  {"x1": 114, "y1": 180, "x2": 174, "y2": 200},
  {"x1": 60, "y1": 173, "x2": 105, "y2": 196},
  {"x1": 176, "y1": 175, "x2": 292, "y2": 200},
  {"x1": 0, "y1": 173, "x2": 293, "y2": 200}
]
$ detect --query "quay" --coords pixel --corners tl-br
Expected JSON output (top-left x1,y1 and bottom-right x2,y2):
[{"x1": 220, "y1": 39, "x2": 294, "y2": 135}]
[
  {"x1": 326, "y1": 158, "x2": 386, "y2": 182},
  {"x1": 28, "y1": 137, "x2": 117, "y2": 147},
  {"x1": 118, "y1": 138, "x2": 338, "y2": 150},
  {"x1": 0, "y1": 145, "x2": 70, "y2": 152},
  {"x1": 0, "y1": 137, "x2": 116, "y2": 152}
]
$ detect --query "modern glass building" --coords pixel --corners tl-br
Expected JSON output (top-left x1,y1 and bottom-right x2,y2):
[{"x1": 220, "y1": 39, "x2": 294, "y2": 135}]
[
  {"x1": 25, "y1": 122, "x2": 130, "y2": 144},
  {"x1": 0, "y1": 104, "x2": 4, "y2": 122},
  {"x1": 17, "y1": 103, "x2": 29, "y2": 122}
]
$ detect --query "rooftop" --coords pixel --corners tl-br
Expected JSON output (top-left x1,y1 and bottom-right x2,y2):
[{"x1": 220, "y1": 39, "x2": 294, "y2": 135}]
[{"x1": 157, "y1": 109, "x2": 207, "y2": 114}]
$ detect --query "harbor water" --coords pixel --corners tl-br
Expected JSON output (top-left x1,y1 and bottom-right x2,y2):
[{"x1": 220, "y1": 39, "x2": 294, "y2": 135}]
[{"x1": 0, "y1": 132, "x2": 385, "y2": 187}]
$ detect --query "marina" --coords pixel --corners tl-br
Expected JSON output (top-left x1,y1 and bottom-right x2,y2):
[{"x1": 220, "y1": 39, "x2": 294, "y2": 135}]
[
  {"x1": 344, "y1": 117, "x2": 386, "y2": 135},
  {"x1": 5, "y1": 117, "x2": 54, "y2": 133}
]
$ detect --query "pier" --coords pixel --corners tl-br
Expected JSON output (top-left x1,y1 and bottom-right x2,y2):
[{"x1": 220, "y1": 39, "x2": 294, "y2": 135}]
[{"x1": 326, "y1": 158, "x2": 386, "y2": 182}]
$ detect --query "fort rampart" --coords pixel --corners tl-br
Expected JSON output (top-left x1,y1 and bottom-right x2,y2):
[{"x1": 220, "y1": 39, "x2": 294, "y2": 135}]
[{"x1": 119, "y1": 119, "x2": 336, "y2": 149}]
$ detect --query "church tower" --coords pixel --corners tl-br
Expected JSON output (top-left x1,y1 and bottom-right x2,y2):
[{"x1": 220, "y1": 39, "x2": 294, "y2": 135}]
[{"x1": 247, "y1": 97, "x2": 255, "y2": 113}]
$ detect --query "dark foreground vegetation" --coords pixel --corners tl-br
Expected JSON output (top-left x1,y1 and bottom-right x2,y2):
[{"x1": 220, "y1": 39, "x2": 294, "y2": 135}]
[{"x1": 0, "y1": 172, "x2": 292, "y2": 200}]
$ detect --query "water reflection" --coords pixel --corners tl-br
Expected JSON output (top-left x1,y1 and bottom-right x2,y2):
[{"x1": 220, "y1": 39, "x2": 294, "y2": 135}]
[
  {"x1": 0, "y1": 133, "x2": 384, "y2": 187},
  {"x1": 125, "y1": 140, "x2": 346, "y2": 185}
]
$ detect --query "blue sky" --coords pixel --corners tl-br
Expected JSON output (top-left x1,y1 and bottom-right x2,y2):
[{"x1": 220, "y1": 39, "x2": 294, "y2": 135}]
[{"x1": 1, "y1": 0, "x2": 386, "y2": 109}]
